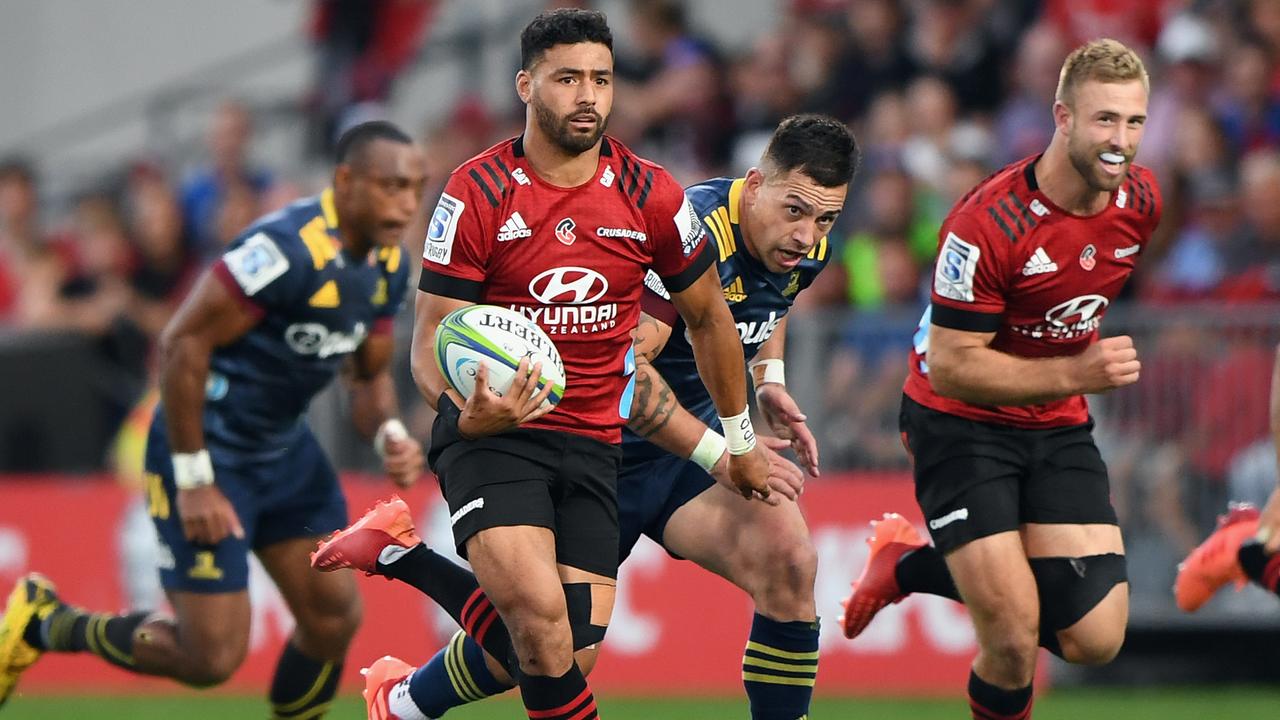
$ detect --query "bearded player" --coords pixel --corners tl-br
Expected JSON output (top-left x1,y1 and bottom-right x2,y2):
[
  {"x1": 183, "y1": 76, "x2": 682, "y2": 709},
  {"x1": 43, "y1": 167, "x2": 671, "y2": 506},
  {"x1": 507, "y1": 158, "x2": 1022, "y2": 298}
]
[
  {"x1": 313, "y1": 9, "x2": 770, "y2": 720},
  {"x1": 837, "y1": 39, "x2": 1160, "y2": 719}
]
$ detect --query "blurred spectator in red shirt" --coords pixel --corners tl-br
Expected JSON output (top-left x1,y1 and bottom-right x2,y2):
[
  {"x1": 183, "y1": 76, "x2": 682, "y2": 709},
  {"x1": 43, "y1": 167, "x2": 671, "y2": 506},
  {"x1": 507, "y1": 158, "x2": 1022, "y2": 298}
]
[
  {"x1": 307, "y1": 0, "x2": 438, "y2": 156},
  {"x1": 0, "y1": 159, "x2": 63, "y2": 327}
]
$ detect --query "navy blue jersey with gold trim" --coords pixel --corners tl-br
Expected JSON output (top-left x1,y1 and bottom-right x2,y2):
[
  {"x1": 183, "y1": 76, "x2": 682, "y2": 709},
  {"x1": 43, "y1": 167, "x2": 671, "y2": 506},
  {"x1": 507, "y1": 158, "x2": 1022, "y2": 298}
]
[
  {"x1": 157, "y1": 190, "x2": 410, "y2": 458},
  {"x1": 623, "y1": 177, "x2": 830, "y2": 459}
]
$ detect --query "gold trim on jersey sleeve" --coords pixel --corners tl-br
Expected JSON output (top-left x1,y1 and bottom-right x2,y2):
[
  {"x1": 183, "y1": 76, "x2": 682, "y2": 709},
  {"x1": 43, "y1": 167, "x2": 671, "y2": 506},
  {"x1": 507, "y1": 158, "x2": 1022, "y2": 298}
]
[{"x1": 728, "y1": 178, "x2": 744, "y2": 225}]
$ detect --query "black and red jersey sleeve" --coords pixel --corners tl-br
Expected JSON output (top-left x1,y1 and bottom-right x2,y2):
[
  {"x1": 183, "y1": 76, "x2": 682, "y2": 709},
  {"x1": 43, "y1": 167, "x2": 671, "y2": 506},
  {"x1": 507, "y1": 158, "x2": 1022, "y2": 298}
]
[
  {"x1": 641, "y1": 168, "x2": 714, "y2": 293},
  {"x1": 418, "y1": 171, "x2": 494, "y2": 302},
  {"x1": 1132, "y1": 166, "x2": 1162, "y2": 237},
  {"x1": 929, "y1": 211, "x2": 1011, "y2": 333}
]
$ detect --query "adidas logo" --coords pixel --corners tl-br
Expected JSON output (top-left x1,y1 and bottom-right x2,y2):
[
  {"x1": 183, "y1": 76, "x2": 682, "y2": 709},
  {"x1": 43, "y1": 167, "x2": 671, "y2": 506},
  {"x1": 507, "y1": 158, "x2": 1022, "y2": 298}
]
[
  {"x1": 1022, "y1": 247, "x2": 1058, "y2": 276},
  {"x1": 723, "y1": 276, "x2": 747, "y2": 303},
  {"x1": 496, "y1": 212, "x2": 532, "y2": 242}
]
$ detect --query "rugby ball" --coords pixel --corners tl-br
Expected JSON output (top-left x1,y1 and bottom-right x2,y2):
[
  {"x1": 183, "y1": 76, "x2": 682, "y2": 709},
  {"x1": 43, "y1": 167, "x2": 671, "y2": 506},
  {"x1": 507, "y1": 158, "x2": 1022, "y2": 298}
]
[{"x1": 434, "y1": 304, "x2": 566, "y2": 409}]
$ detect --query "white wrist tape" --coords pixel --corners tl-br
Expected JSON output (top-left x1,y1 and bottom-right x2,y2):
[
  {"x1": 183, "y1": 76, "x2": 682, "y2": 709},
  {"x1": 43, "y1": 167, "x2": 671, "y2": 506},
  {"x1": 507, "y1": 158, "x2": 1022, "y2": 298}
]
[
  {"x1": 374, "y1": 418, "x2": 409, "y2": 458},
  {"x1": 172, "y1": 449, "x2": 214, "y2": 490},
  {"x1": 719, "y1": 406, "x2": 757, "y2": 455},
  {"x1": 689, "y1": 427, "x2": 727, "y2": 472},
  {"x1": 749, "y1": 358, "x2": 786, "y2": 387}
]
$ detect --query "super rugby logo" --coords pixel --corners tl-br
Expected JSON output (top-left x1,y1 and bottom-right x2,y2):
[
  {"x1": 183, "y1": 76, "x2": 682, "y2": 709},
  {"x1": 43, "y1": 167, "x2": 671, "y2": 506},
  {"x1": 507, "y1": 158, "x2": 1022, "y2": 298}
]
[
  {"x1": 517, "y1": 266, "x2": 617, "y2": 336},
  {"x1": 556, "y1": 218, "x2": 577, "y2": 246}
]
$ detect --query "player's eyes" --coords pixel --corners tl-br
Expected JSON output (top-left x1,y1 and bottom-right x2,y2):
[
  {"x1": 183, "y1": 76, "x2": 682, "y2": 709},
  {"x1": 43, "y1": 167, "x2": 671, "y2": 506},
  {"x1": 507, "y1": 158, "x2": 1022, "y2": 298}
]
[{"x1": 786, "y1": 206, "x2": 802, "y2": 217}]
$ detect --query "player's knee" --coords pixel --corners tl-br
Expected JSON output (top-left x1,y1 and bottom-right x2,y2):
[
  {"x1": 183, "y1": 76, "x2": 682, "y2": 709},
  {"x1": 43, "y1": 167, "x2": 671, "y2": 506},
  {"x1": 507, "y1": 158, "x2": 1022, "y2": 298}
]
[
  {"x1": 502, "y1": 592, "x2": 573, "y2": 674},
  {"x1": 1057, "y1": 627, "x2": 1125, "y2": 666},
  {"x1": 981, "y1": 629, "x2": 1040, "y2": 683},
  {"x1": 183, "y1": 642, "x2": 247, "y2": 687},
  {"x1": 296, "y1": 591, "x2": 363, "y2": 651},
  {"x1": 752, "y1": 533, "x2": 817, "y2": 615},
  {"x1": 1030, "y1": 554, "x2": 1127, "y2": 664}
]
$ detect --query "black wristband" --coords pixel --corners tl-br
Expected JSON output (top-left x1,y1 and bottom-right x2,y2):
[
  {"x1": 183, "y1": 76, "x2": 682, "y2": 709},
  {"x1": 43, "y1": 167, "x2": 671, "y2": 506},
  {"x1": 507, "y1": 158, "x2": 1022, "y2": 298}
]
[{"x1": 427, "y1": 391, "x2": 468, "y2": 470}]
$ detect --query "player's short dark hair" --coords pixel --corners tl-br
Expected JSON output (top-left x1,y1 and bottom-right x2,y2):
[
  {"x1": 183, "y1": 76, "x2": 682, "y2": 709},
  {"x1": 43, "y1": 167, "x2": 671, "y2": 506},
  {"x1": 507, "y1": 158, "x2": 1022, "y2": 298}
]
[
  {"x1": 761, "y1": 114, "x2": 860, "y2": 188},
  {"x1": 334, "y1": 120, "x2": 413, "y2": 166},
  {"x1": 521, "y1": 8, "x2": 613, "y2": 70}
]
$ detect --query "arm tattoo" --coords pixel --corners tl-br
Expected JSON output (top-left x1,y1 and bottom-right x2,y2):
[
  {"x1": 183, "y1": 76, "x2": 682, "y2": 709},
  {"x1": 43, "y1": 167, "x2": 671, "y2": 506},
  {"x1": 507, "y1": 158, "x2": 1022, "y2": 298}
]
[
  {"x1": 627, "y1": 361, "x2": 678, "y2": 438},
  {"x1": 633, "y1": 315, "x2": 666, "y2": 364}
]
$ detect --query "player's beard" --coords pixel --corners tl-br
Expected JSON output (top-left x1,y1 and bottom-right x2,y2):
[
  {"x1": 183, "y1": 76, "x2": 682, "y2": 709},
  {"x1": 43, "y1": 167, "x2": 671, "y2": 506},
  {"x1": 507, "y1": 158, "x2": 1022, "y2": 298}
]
[
  {"x1": 1067, "y1": 135, "x2": 1130, "y2": 193},
  {"x1": 532, "y1": 96, "x2": 607, "y2": 155}
]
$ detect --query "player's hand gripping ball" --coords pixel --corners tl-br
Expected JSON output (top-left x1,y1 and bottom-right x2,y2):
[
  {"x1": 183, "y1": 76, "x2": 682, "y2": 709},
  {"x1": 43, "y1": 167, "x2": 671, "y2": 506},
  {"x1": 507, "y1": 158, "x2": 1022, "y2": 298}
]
[{"x1": 435, "y1": 304, "x2": 566, "y2": 410}]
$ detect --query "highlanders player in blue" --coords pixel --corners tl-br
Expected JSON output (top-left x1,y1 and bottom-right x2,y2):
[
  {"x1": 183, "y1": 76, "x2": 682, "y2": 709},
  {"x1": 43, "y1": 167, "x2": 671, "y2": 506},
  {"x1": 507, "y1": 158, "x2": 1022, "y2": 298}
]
[
  {"x1": 346, "y1": 115, "x2": 857, "y2": 720},
  {"x1": 0, "y1": 121, "x2": 427, "y2": 717}
]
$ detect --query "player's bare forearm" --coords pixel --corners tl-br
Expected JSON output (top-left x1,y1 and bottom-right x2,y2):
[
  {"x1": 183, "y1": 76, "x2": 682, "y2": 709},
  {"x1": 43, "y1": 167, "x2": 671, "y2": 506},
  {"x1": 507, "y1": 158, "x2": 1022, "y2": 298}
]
[
  {"x1": 411, "y1": 291, "x2": 470, "y2": 411},
  {"x1": 158, "y1": 270, "x2": 259, "y2": 453},
  {"x1": 670, "y1": 268, "x2": 749, "y2": 416},
  {"x1": 348, "y1": 333, "x2": 398, "y2": 439},
  {"x1": 633, "y1": 311, "x2": 673, "y2": 364},
  {"x1": 627, "y1": 358, "x2": 705, "y2": 457},
  {"x1": 159, "y1": 333, "x2": 213, "y2": 453},
  {"x1": 927, "y1": 324, "x2": 1077, "y2": 406}
]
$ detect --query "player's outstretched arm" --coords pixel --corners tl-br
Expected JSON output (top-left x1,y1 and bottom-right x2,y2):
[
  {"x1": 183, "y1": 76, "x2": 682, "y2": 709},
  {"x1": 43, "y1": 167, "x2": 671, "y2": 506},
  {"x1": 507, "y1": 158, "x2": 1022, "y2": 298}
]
[
  {"x1": 157, "y1": 268, "x2": 257, "y2": 544},
  {"x1": 668, "y1": 265, "x2": 770, "y2": 500},
  {"x1": 926, "y1": 324, "x2": 1141, "y2": 406},
  {"x1": 627, "y1": 312, "x2": 802, "y2": 502},
  {"x1": 349, "y1": 333, "x2": 424, "y2": 488},
  {"x1": 750, "y1": 315, "x2": 819, "y2": 477}
]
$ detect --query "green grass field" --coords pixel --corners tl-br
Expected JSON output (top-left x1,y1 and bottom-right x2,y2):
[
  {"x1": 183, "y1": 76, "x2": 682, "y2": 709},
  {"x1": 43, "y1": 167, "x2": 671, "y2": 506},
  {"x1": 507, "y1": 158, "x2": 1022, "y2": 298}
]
[{"x1": 4, "y1": 688, "x2": 1279, "y2": 719}]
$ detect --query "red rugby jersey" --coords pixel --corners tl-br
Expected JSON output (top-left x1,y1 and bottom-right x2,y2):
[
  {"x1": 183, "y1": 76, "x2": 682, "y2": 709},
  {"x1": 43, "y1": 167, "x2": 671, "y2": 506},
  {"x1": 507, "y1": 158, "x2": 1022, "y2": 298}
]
[
  {"x1": 420, "y1": 136, "x2": 712, "y2": 443},
  {"x1": 904, "y1": 155, "x2": 1161, "y2": 428}
]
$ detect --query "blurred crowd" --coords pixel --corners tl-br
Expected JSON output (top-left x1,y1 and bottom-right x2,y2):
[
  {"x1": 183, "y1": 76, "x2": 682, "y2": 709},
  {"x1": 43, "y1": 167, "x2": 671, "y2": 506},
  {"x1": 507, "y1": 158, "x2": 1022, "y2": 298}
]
[{"x1": 3, "y1": 1, "x2": 1280, "y2": 577}]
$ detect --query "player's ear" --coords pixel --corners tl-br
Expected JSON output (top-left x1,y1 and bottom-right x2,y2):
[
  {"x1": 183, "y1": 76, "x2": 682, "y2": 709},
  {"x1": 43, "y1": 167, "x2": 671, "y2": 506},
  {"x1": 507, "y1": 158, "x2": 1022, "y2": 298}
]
[
  {"x1": 333, "y1": 163, "x2": 352, "y2": 195},
  {"x1": 516, "y1": 69, "x2": 533, "y2": 104},
  {"x1": 743, "y1": 167, "x2": 765, "y2": 204},
  {"x1": 1052, "y1": 100, "x2": 1072, "y2": 134}
]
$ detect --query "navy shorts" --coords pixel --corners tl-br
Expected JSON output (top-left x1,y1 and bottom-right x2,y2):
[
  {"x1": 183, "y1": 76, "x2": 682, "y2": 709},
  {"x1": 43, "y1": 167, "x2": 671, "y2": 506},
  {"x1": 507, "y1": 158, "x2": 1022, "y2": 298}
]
[
  {"x1": 144, "y1": 419, "x2": 348, "y2": 593},
  {"x1": 900, "y1": 395, "x2": 1117, "y2": 554},
  {"x1": 617, "y1": 452, "x2": 715, "y2": 565}
]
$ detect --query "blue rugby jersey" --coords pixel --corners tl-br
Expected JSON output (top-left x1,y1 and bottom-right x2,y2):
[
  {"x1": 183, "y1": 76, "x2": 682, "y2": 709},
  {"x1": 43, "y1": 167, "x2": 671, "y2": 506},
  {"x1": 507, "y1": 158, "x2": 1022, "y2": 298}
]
[
  {"x1": 622, "y1": 177, "x2": 831, "y2": 460},
  {"x1": 157, "y1": 189, "x2": 409, "y2": 458}
]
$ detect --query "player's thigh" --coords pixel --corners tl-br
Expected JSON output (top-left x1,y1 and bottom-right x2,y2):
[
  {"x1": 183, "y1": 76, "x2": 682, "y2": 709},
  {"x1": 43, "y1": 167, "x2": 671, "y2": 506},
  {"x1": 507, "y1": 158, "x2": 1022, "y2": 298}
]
[
  {"x1": 257, "y1": 536, "x2": 361, "y2": 645},
  {"x1": 1022, "y1": 422, "x2": 1121, "y2": 538},
  {"x1": 944, "y1": 532, "x2": 1040, "y2": 652},
  {"x1": 663, "y1": 475, "x2": 813, "y2": 591},
  {"x1": 165, "y1": 589, "x2": 253, "y2": 681},
  {"x1": 900, "y1": 396, "x2": 1027, "y2": 554},
  {"x1": 466, "y1": 524, "x2": 564, "y2": 620},
  {"x1": 616, "y1": 453, "x2": 694, "y2": 566},
  {"x1": 143, "y1": 431, "x2": 256, "y2": 596},
  {"x1": 432, "y1": 429, "x2": 559, "y2": 561},
  {"x1": 552, "y1": 432, "x2": 623, "y2": 631}
]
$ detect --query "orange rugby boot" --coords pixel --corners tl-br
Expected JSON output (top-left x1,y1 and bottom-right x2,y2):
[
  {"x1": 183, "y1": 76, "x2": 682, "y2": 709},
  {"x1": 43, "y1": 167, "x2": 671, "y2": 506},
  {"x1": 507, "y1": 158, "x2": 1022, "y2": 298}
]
[
  {"x1": 839, "y1": 513, "x2": 926, "y2": 639},
  {"x1": 362, "y1": 655, "x2": 417, "y2": 720},
  {"x1": 311, "y1": 496, "x2": 422, "y2": 575},
  {"x1": 1175, "y1": 504, "x2": 1261, "y2": 612}
]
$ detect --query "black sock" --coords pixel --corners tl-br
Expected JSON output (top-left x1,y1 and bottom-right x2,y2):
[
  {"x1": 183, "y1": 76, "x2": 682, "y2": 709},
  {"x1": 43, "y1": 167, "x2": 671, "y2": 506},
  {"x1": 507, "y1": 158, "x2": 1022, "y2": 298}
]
[
  {"x1": 895, "y1": 546, "x2": 961, "y2": 600},
  {"x1": 269, "y1": 642, "x2": 342, "y2": 719},
  {"x1": 379, "y1": 544, "x2": 518, "y2": 675},
  {"x1": 26, "y1": 606, "x2": 149, "y2": 671},
  {"x1": 967, "y1": 669, "x2": 1032, "y2": 720},
  {"x1": 1239, "y1": 540, "x2": 1280, "y2": 594},
  {"x1": 518, "y1": 662, "x2": 597, "y2": 720}
]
